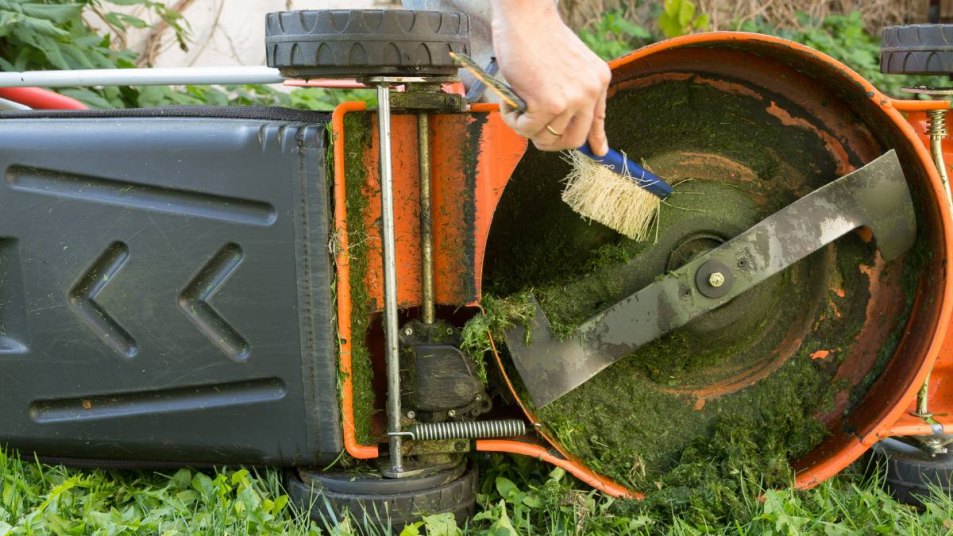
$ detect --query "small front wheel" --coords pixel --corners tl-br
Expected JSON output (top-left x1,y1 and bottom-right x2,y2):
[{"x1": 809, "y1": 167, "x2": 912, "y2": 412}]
[
  {"x1": 870, "y1": 437, "x2": 953, "y2": 506},
  {"x1": 286, "y1": 461, "x2": 478, "y2": 530}
]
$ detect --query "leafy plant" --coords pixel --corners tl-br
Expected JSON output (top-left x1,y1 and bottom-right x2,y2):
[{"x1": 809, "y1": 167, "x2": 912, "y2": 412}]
[
  {"x1": 658, "y1": 0, "x2": 710, "y2": 38},
  {"x1": 739, "y1": 12, "x2": 947, "y2": 98},
  {"x1": 0, "y1": 0, "x2": 371, "y2": 110},
  {"x1": 290, "y1": 87, "x2": 378, "y2": 110},
  {"x1": 578, "y1": 9, "x2": 654, "y2": 61}
]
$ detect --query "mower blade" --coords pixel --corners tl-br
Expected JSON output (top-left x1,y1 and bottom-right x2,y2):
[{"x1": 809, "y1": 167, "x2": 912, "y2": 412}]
[{"x1": 503, "y1": 150, "x2": 915, "y2": 408}]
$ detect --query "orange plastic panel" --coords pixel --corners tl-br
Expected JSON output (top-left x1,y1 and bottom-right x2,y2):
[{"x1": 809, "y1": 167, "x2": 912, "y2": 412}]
[{"x1": 331, "y1": 100, "x2": 525, "y2": 459}]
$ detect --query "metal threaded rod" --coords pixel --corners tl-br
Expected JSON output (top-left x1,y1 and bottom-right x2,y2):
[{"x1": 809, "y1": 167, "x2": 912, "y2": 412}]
[
  {"x1": 418, "y1": 112, "x2": 435, "y2": 325},
  {"x1": 408, "y1": 419, "x2": 526, "y2": 441}
]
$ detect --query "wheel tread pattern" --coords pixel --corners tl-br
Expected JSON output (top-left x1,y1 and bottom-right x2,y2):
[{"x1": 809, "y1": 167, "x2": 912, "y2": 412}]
[
  {"x1": 266, "y1": 9, "x2": 470, "y2": 78},
  {"x1": 882, "y1": 24, "x2": 953, "y2": 74},
  {"x1": 871, "y1": 440, "x2": 953, "y2": 506},
  {"x1": 286, "y1": 464, "x2": 478, "y2": 529}
]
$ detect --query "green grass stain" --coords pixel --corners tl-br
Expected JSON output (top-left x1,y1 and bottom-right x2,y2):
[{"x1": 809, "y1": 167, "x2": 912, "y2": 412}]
[{"x1": 341, "y1": 112, "x2": 378, "y2": 445}]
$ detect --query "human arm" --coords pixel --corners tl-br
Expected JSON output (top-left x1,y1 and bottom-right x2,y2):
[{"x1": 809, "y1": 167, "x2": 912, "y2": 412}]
[{"x1": 489, "y1": 0, "x2": 610, "y2": 155}]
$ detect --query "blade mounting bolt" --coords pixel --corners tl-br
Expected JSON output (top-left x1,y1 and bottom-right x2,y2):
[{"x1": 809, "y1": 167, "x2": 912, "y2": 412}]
[{"x1": 709, "y1": 272, "x2": 726, "y2": 288}]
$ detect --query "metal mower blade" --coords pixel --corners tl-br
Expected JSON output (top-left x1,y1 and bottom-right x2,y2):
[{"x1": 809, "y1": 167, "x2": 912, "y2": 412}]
[{"x1": 503, "y1": 150, "x2": 915, "y2": 408}]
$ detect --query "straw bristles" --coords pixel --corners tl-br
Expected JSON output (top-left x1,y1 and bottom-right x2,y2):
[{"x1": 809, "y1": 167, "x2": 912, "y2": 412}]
[{"x1": 561, "y1": 150, "x2": 661, "y2": 241}]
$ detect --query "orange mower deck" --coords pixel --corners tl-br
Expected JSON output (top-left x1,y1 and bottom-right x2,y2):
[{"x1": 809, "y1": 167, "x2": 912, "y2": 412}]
[{"x1": 332, "y1": 32, "x2": 953, "y2": 498}]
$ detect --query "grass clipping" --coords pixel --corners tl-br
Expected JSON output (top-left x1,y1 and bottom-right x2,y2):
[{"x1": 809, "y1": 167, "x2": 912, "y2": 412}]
[{"x1": 561, "y1": 150, "x2": 661, "y2": 241}]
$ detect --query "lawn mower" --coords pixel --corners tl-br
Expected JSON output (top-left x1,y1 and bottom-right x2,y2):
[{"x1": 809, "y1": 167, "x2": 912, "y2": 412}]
[{"x1": 1, "y1": 7, "x2": 953, "y2": 527}]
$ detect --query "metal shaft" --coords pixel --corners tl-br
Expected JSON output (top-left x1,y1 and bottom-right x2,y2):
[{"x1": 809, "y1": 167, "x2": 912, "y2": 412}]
[
  {"x1": 0, "y1": 66, "x2": 284, "y2": 88},
  {"x1": 418, "y1": 113, "x2": 435, "y2": 325},
  {"x1": 929, "y1": 109, "x2": 953, "y2": 211},
  {"x1": 918, "y1": 108, "x2": 951, "y2": 433},
  {"x1": 376, "y1": 84, "x2": 403, "y2": 474},
  {"x1": 0, "y1": 97, "x2": 30, "y2": 111}
]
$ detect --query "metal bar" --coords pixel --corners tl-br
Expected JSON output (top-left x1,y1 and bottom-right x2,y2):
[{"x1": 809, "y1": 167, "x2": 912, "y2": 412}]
[
  {"x1": 284, "y1": 79, "x2": 367, "y2": 89},
  {"x1": 418, "y1": 113, "x2": 435, "y2": 325},
  {"x1": 0, "y1": 97, "x2": 30, "y2": 111},
  {"x1": 917, "y1": 108, "x2": 952, "y2": 435},
  {"x1": 376, "y1": 84, "x2": 403, "y2": 474},
  {"x1": 929, "y1": 109, "x2": 953, "y2": 211},
  {"x1": 0, "y1": 67, "x2": 284, "y2": 88}
]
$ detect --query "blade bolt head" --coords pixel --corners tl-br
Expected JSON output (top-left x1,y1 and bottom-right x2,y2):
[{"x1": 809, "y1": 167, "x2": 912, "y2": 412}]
[{"x1": 709, "y1": 272, "x2": 726, "y2": 288}]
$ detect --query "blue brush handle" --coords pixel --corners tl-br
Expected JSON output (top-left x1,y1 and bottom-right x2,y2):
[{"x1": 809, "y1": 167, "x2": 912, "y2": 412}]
[{"x1": 577, "y1": 144, "x2": 673, "y2": 199}]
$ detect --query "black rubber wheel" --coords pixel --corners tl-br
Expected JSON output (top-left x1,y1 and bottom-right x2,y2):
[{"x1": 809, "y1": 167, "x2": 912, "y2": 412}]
[
  {"x1": 285, "y1": 462, "x2": 478, "y2": 530},
  {"x1": 881, "y1": 24, "x2": 953, "y2": 74},
  {"x1": 870, "y1": 438, "x2": 953, "y2": 506},
  {"x1": 265, "y1": 9, "x2": 470, "y2": 79}
]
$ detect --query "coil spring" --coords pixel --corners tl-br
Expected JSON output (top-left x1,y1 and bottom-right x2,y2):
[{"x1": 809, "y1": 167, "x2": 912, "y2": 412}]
[
  {"x1": 930, "y1": 109, "x2": 948, "y2": 138},
  {"x1": 409, "y1": 419, "x2": 526, "y2": 441}
]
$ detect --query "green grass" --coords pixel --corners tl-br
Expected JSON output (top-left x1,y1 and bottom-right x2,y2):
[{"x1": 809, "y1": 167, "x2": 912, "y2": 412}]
[
  {"x1": 0, "y1": 449, "x2": 315, "y2": 534},
  {"x1": 1, "y1": 447, "x2": 951, "y2": 535}
]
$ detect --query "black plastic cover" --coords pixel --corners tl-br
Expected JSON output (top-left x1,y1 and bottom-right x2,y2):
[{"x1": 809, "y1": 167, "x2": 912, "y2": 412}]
[
  {"x1": 412, "y1": 344, "x2": 482, "y2": 412},
  {"x1": 0, "y1": 108, "x2": 342, "y2": 466}
]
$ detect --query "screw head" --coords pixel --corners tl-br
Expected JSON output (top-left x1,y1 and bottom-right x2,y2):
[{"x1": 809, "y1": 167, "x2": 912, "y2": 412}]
[
  {"x1": 403, "y1": 326, "x2": 414, "y2": 336},
  {"x1": 447, "y1": 409, "x2": 456, "y2": 417},
  {"x1": 708, "y1": 272, "x2": 726, "y2": 288},
  {"x1": 406, "y1": 410, "x2": 416, "y2": 419}
]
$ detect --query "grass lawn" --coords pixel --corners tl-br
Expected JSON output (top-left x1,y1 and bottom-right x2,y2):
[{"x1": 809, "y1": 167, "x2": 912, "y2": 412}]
[{"x1": 0, "y1": 448, "x2": 951, "y2": 535}]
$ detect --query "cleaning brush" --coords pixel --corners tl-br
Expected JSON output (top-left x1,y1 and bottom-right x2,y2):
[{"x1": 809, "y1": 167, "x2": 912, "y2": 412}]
[
  {"x1": 450, "y1": 51, "x2": 673, "y2": 240},
  {"x1": 562, "y1": 144, "x2": 672, "y2": 240}
]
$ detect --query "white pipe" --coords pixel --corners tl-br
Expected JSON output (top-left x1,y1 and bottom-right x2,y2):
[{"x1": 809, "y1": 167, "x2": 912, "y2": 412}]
[
  {"x1": 0, "y1": 97, "x2": 30, "y2": 110},
  {"x1": 0, "y1": 66, "x2": 284, "y2": 88}
]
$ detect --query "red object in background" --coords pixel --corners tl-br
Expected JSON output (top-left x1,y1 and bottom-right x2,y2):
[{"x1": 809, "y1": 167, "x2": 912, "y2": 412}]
[{"x1": 0, "y1": 87, "x2": 87, "y2": 110}]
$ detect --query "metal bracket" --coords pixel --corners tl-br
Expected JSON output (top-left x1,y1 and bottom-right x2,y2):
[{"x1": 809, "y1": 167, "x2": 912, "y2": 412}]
[{"x1": 389, "y1": 89, "x2": 466, "y2": 112}]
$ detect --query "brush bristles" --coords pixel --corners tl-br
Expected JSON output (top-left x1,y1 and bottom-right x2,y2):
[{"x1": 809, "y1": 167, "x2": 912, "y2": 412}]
[{"x1": 561, "y1": 151, "x2": 661, "y2": 241}]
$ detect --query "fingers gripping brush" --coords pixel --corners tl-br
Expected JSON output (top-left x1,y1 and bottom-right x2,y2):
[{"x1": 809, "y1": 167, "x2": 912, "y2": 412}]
[{"x1": 450, "y1": 52, "x2": 673, "y2": 240}]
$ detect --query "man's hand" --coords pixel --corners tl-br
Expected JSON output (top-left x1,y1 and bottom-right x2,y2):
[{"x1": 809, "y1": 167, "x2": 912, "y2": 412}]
[{"x1": 490, "y1": 0, "x2": 610, "y2": 156}]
